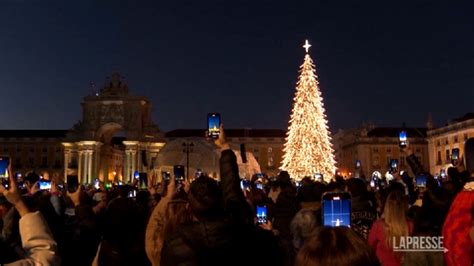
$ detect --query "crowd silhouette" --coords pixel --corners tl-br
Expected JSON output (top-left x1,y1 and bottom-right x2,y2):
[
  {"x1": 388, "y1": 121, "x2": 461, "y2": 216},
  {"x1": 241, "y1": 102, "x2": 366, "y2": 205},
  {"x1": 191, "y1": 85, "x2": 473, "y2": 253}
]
[{"x1": 0, "y1": 127, "x2": 473, "y2": 266}]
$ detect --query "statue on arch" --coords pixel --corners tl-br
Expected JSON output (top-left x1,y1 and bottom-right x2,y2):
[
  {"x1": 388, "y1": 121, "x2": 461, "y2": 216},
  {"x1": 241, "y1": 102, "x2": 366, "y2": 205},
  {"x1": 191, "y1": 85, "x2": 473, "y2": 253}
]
[{"x1": 100, "y1": 72, "x2": 129, "y2": 96}]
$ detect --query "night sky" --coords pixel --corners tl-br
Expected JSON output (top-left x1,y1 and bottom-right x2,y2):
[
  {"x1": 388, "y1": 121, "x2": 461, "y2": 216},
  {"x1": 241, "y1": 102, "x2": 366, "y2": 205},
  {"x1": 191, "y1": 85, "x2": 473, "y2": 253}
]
[{"x1": 0, "y1": 1, "x2": 473, "y2": 132}]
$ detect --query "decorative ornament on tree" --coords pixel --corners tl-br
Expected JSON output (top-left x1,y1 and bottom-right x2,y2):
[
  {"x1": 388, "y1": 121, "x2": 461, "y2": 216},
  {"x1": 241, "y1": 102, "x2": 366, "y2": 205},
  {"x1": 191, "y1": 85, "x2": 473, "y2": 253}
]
[{"x1": 280, "y1": 40, "x2": 337, "y2": 182}]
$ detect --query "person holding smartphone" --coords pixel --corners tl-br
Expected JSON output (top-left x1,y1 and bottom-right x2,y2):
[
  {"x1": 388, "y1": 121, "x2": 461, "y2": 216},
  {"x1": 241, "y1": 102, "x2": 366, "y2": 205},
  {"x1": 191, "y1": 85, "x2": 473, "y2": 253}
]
[
  {"x1": 0, "y1": 168, "x2": 60, "y2": 265},
  {"x1": 159, "y1": 124, "x2": 281, "y2": 266},
  {"x1": 402, "y1": 142, "x2": 425, "y2": 177}
]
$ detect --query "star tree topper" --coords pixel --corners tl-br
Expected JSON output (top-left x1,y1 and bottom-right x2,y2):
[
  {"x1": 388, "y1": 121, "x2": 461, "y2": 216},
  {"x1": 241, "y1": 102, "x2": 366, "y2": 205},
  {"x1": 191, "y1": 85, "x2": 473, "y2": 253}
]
[{"x1": 303, "y1": 40, "x2": 312, "y2": 53}]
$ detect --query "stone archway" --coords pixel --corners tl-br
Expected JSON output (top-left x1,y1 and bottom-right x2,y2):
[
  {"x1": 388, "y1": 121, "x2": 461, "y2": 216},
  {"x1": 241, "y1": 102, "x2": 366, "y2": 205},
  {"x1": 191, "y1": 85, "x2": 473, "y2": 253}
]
[
  {"x1": 96, "y1": 122, "x2": 125, "y2": 182},
  {"x1": 62, "y1": 73, "x2": 165, "y2": 184},
  {"x1": 96, "y1": 122, "x2": 123, "y2": 143}
]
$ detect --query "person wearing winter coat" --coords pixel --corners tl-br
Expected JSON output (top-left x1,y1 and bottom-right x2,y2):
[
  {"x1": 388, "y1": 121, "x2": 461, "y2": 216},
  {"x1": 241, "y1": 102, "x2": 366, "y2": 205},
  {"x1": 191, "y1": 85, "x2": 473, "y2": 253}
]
[
  {"x1": 145, "y1": 176, "x2": 191, "y2": 266},
  {"x1": 0, "y1": 172, "x2": 60, "y2": 266},
  {"x1": 159, "y1": 127, "x2": 281, "y2": 266}
]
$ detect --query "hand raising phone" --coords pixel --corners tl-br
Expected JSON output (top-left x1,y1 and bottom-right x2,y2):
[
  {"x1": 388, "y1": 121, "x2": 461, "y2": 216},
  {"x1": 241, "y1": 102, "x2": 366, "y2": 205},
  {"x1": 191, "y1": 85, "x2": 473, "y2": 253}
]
[
  {"x1": 0, "y1": 165, "x2": 30, "y2": 216},
  {"x1": 214, "y1": 124, "x2": 230, "y2": 151}
]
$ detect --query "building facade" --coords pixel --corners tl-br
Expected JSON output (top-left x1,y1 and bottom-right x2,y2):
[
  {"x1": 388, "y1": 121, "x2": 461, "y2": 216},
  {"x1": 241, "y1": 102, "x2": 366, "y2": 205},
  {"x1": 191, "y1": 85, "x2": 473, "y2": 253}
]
[
  {"x1": 0, "y1": 130, "x2": 67, "y2": 179},
  {"x1": 333, "y1": 125, "x2": 429, "y2": 178},
  {"x1": 6, "y1": 112, "x2": 474, "y2": 181},
  {"x1": 0, "y1": 73, "x2": 286, "y2": 182},
  {"x1": 165, "y1": 129, "x2": 286, "y2": 177},
  {"x1": 426, "y1": 113, "x2": 474, "y2": 175},
  {"x1": 18, "y1": 73, "x2": 474, "y2": 181},
  {"x1": 62, "y1": 73, "x2": 165, "y2": 184},
  {"x1": 0, "y1": 128, "x2": 286, "y2": 182}
]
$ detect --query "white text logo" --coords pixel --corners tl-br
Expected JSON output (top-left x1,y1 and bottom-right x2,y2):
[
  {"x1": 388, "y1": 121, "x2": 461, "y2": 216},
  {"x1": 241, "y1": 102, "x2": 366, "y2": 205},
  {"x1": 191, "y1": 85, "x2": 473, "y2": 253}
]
[{"x1": 393, "y1": 236, "x2": 447, "y2": 253}]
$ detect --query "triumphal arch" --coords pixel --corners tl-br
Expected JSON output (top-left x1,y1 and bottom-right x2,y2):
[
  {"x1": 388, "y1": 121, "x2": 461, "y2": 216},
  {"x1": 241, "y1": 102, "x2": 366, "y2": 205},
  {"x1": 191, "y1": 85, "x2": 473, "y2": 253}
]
[{"x1": 63, "y1": 73, "x2": 165, "y2": 184}]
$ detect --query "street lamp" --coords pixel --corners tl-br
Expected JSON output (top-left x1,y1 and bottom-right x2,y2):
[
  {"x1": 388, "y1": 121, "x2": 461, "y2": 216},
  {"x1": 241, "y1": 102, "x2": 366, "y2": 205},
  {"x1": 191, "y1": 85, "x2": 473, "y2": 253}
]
[{"x1": 182, "y1": 141, "x2": 194, "y2": 181}]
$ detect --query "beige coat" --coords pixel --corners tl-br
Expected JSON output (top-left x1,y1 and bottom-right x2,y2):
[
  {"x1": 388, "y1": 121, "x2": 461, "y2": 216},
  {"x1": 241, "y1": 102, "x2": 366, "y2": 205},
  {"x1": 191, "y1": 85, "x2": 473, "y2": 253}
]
[
  {"x1": 144, "y1": 196, "x2": 171, "y2": 266},
  {"x1": 6, "y1": 211, "x2": 60, "y2": 266}
]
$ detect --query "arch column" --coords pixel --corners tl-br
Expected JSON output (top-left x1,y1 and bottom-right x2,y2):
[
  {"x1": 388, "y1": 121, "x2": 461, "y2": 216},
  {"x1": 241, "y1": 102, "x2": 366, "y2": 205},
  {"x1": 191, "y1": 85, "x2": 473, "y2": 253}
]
[
  {"x1": 63, "y1": 151, "x2": 69, "y2": 179},
  {"x1": 137, "y1": 148, "x2": 142, "y2": 173},
  {"x1": 77, "y1": 141, "x2": 100, "y2": 184},
  {"x1": 87, "y1": 151, "x2": 93, "y2": 183},
  {"x1": 147, "y1": 142, "x2": 165, "y2": 169},
  {"x1": 93, "y1": 143, "x2": 102, "y2": 182},
  {"x1": 124, "y1": 151, "x2": 131, "y2": 182},
  {"x1": 131, "y1": 151, "x2": 137, "y2": 182},
  {"x1": 123, "y1": 141, "x2": 139, "y2": 183},
  {"x1": 62, "y1": 142, "x2": 74, "y2": 180},
  {"x1": 83, "y1": 151, "x2": 89, "y2": 183},
  {"x1": 78, "y1": 150, "x2": 83, "y2": 183}
]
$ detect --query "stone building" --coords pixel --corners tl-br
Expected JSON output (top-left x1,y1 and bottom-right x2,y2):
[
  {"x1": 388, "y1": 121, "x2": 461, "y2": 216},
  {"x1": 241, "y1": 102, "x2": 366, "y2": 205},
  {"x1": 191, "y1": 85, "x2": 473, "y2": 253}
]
[
  {"x1": 0, "y1": 130, "x2": 67, "y2": 179},
  {"x1": 427, "y1": 113, "x2": 474, "y2": 175},
  {"x1": 165, "y1": 129, "x2": 286, "y2": 177},
  {"x1": 0, "y1": 73, "x2": 286, "y2": 183},
  {"x1": 62, "y1": 73, "x2": 165, "y2": 184},
  {"x1": 333, "y1": 125, "x2": 429, "y2": 178}
]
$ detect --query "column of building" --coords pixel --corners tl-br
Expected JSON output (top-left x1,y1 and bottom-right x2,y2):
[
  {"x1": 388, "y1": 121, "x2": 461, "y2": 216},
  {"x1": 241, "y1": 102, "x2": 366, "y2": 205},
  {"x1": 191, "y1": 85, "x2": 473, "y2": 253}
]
[
  {"x1": 123, "y1": 141, "x2": 139, "y2": 183},
  {"x1": 63, "y1": 150, "x2": 70, "y2": 179},
  {"x1": 76, "y1": 141, "x2": 101, "y2": 184},
  {"x1": 94, "y1": 143, "x2": 102, "y2": 182},
  {"x1": 146, "y1": 142, "x2": 165, "y2": 183},
  {"x1": 137, "y1": 146, "x2": 143, "y2": 173},
  {"x1": 87, "y1": 150, "x2": 93, "y2": 183},
  {"x1": 83, "y1": 150, "x2": 89, "y2": 183},
  {"x1": 130, "y1": 149, "x2": 137, "y2": 182},
  {"x1": 78, "y1": 150, "x2": 83, "y2": 182},
  {"x1": 123, "y1": 150, "x2": 130, "y2": 182}
]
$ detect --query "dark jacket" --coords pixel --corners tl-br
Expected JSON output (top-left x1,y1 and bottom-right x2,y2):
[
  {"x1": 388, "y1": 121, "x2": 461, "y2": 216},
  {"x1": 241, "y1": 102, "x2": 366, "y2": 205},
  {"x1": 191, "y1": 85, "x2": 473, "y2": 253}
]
[
  {"x1": 160, "y1": 149, "x2": 281, "y2": 266},
  {"x1": 273, "y1": 186, "x2": 298, "y2": 240},
  {"x1": 62, "y1": 205, "x2": 101, "y2": 266},
  {"x1": 351, "y1": 195, "x2": 377, "y2": 239},
  {"x1": 219, "y1": 150, "x2": 254, "y2": 225},
  {"x1": 161, "y1": 219, "x2": 280, "y2": 266}
]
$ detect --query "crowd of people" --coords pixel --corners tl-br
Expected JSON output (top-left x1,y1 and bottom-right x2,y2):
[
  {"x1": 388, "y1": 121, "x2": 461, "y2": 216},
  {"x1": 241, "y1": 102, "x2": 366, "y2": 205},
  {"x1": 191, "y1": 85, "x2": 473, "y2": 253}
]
[{"x1": 0, "y1": 129, "x2": 473, "y2": 266}]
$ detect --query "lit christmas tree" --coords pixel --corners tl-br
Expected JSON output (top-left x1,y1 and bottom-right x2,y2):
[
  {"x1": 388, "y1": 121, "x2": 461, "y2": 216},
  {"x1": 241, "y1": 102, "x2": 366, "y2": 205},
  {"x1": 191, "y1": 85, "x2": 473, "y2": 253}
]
[{"x1": 280, "y1": 40, "x2": 336, "y2": 182}]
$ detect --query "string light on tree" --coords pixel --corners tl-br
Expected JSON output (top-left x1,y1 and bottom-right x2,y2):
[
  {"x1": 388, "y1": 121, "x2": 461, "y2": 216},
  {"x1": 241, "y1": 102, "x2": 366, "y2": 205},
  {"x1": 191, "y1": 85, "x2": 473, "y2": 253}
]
[{"x1": 280, "y1": 40, "x2": 337, "y2": 182}]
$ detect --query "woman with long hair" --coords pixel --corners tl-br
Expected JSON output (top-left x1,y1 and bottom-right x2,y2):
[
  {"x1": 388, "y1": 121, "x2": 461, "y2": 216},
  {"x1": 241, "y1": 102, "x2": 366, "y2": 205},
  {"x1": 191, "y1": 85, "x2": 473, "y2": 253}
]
[{"x1": 368, "y1": 190, "x2": 413, "y2": 266}]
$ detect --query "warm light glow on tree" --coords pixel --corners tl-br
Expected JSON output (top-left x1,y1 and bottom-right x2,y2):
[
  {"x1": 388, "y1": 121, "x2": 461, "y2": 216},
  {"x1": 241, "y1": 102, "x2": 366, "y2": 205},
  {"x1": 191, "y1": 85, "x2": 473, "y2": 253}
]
[{"x1": 280, "y1": 40, "x2": 336, "y2": 182}]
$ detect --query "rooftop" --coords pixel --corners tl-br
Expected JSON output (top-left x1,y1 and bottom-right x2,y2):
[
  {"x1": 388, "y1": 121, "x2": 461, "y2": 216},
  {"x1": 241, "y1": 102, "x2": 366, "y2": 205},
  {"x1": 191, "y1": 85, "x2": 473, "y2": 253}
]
[
  {"x1": 166, "y1": 129, "x2": 286, "y2": 138},
  {"x1": 448, "y1": 113, "x2": 474, "y2": 125},
  {"x1": 0, "y1": 130, "x2": 69, "y2": 138},
  {"x1": 367, "y1": 127, "x2": 427, "y2": 138}
]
